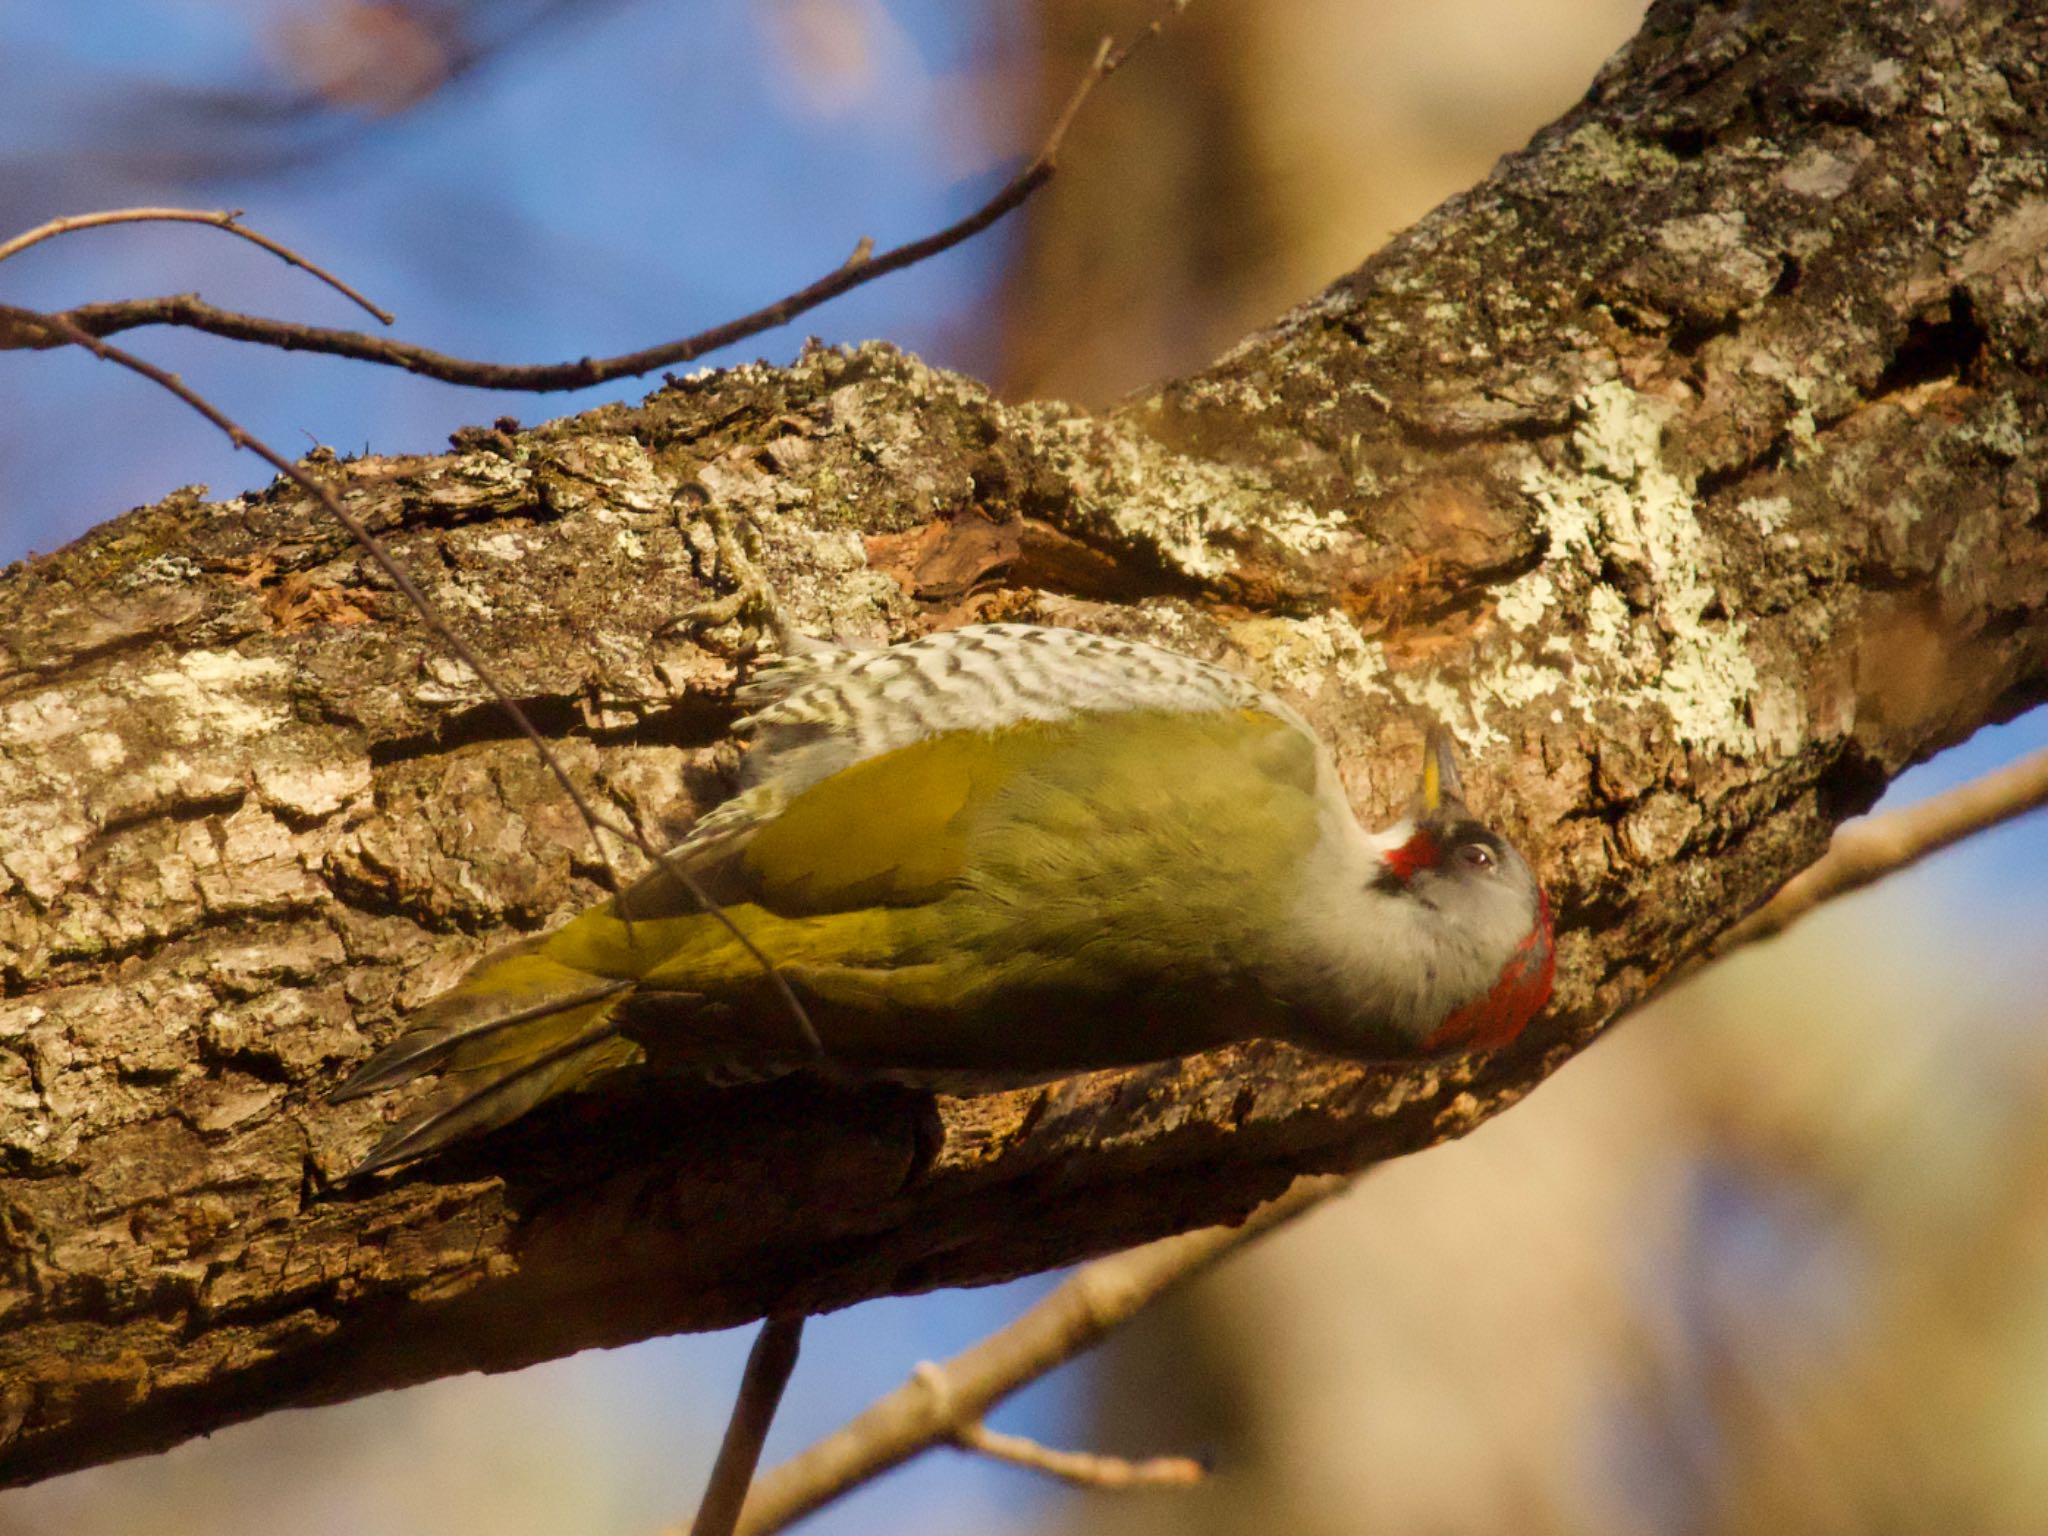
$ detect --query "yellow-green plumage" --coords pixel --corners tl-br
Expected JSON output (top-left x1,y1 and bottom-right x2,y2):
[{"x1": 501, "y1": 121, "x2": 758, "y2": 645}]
[
  {"x1": 516, "y1": 708, "x2": 1308, "y2": 1045},
  {"x1": 338, "y1": 691, "x2": 1323, "y2": 1173},
  {"x1": 335, "y1": 620, "x2": 1560, "y2": 1177}
]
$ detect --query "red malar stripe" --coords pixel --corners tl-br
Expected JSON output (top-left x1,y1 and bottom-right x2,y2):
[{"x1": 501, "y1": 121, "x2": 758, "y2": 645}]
[{"x1": 1422, "y1": 891, "x2": 1556, "y2": 1053}]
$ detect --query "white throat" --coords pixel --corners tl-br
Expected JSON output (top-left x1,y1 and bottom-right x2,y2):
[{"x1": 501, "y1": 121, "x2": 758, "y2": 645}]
[{"x1": 1282, "y1": 799, "x2": 1532, "y2": 1052}]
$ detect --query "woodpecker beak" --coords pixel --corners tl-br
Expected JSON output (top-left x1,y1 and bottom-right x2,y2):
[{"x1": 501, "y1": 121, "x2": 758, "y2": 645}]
[{"x1": 1419, "y1": 725, "x2": 1467, "y2": 817}]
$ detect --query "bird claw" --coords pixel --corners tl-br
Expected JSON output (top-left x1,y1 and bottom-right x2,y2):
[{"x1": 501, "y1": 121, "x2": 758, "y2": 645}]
[{"x1": 663, "y1": 499, "x2": 814, "y2": 656}]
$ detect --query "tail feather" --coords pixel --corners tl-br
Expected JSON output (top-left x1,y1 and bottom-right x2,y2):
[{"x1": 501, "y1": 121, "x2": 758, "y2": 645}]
[
  {"x1": 333, "y1": 934, "x2": 645, "y2": 1176},
  {"x1": 329, "y1": 976, "x2": 633, "y2": 1103},
  {"x1": 346, "y1": 1025, "x2": 638, "y2": 1178},
  {"x1": 331, "y1": 844, "x2": 810, "y2": 1174}
]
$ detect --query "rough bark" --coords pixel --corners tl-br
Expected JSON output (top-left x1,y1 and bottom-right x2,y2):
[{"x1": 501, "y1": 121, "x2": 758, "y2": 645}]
[{"x1": 4, "y1": 0, "x2": 2047, "y2": 1488}]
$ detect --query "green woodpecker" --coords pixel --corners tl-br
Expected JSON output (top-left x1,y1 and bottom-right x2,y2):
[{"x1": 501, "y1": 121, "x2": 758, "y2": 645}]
[{"x1": 332, "y1": 623, "x2": 1553, "y2": 1174}]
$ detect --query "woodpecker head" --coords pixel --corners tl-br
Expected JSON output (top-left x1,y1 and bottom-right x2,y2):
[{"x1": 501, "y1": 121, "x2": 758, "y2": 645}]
[{"x1": 1358, "y1": 728, "x2": 1554, "y2": 1054}]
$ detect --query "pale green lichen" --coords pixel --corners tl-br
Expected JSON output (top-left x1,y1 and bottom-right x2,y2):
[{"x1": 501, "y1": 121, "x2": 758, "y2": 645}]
[
  {"x1": 796, "y1": 528, "x2": 900, "y2": 638},
  {"x1": 1031, "y1": 409, "x2": 1350, "y2": 582},
  {"x1": 1739, "y1": 495, "x2": 1792, "y2": 535},
  {"x1": 1585, "y1": 583, "x2": 1632, "y2": 656},
  {"x1": 1491, "y1": 570, "x2": 1555, "y2": 631},
  {"x1": 548, "y1": 434, "x2": 669, "y2": 512},
  {"x1": 1958, "y1": 393, "x2": 2028, "y2": 460},
  {"x1": 1550, "y1": 122, "x2": 1684, "y2": 192},
  {"x1": 1231, "y1": 611, "x2": 1389, "y2": 702},
  {"x1": 124, "y1": 553, "x2": 204, "y2": 588},
  {"x1": 435, "y1": 579, "x2": 497, "y2": 618},
  {"x1": 1397, "y1": 381, "x2": 1770, "y2": 757},
  {"x1": 1964, "y1": 156, "x2": 2048, "y2": 204},
  {"x1": 1782, "y1": 376, "x2": 1820, "y2": 466},
  {"x1": 1393, "y1": 648, "x2": 1568, "y2": 750},
  {"x1": 1396, "y1": 669, "x2": 1496, "y2": 743},
  {"x1": 1510, "y1": 379, "x2": 1765, "y2": 754},
  {"x1": 472, "y1": 531, "x2": 530, "y2": 563}
]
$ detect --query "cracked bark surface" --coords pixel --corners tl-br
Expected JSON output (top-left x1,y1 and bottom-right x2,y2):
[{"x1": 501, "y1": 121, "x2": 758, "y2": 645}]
[{"x1": 4, "y1": 0, "x2": 2048, "y2": 1489}]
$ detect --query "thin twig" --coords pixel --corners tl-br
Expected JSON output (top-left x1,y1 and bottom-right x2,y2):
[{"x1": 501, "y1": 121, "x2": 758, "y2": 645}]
[
  {"x1": 725, "y1": 1172, "x2": 1348, "y2": 1536},
  {"x1": 1712, "y1": 741, "x2": 2048, "y2": 955},
  {"x1": 0, "y1": 7, "x2": 1179, "y2": 391},
  {"x1": 31, "y1": 307, "x2": 821, "y2": 1058},
  {"x1": 950, "y1": 1416, "x2": 1206, "y2": 1491},
  {"x1": 0, "y1": 206, "x2": 394, "y2": 324},
  {"x1": 691, "y1": 1318, "x2": 806, "y2": 1536}
]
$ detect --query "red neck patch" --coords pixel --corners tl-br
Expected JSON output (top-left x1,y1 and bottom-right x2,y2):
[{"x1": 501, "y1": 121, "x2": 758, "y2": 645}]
[{"x1": 1421, "y1": 890, "x2": 1556, "y2": 1054}]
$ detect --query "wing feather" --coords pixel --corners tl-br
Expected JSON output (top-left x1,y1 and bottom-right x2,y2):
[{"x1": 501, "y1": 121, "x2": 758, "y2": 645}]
[{"x1": 626, "y1": 624, "x2": 1311, "y2": 918}]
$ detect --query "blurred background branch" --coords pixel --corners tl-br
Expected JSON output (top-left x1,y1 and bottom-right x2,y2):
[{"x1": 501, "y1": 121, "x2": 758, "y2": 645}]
[
  {"x1": 1714, "y1": 744, "x2": 2048, "y2": 957},
  {"x1": 942, "y1": 1422, "x2": 1207, "y2": 1493},
  {"x1": 0, "y1": 206, "x2": 394, "y2": 321},
  {"x1": 689, "y1": 1318, "x2": 806, "y2": 1536},
  {"x1": 730, "y1": 1175, "x2": 1347, "y2": 1536}
]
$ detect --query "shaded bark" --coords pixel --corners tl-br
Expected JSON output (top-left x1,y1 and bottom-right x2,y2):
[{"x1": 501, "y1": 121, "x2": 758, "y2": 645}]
[{"x1": 5, "y1": 0, "x2": 2048, "y2": 1488}]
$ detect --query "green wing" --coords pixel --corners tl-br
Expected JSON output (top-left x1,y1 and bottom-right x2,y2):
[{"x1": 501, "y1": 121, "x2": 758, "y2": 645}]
[
  {"x1": 736, "y1": 705, "x2": 1326, "y2": 1069},
  {"x1": 737, "y1": 723, "x2": 1018, "y2": 911},
  {"x1": 461, "y1": 704, "x2": 1324, "y2": 1039},
  {"x1": 334, "y1": 705, "x2": 1321, "y2": 1172}
]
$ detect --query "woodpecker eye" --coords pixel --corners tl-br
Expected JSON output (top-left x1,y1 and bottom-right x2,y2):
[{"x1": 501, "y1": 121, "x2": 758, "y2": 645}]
[{"x1": 1456, "y1": 842, "x2": 1496, "y2": 873}]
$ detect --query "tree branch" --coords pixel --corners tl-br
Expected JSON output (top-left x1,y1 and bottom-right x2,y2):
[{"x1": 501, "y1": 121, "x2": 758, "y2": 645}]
[
  {"x1": 4, "y1": 0, "x2": 2048, "y2": 1493},
  {"x1": 1713, "y1": 743, "x2": 2048, "y2": 954},
  {"x1": 690, "y1": 1318, "x2": 805, "y2": 1536},
  {"x1": 728, "y1": 1175, "x2": 1341, "y2": 1536},
  {"x1": 0, "y1": 206, "x2": 394, "y2": 325},
  {"x1": 947, "y1": 1421, "x2": 1206, "y2": 1492}
]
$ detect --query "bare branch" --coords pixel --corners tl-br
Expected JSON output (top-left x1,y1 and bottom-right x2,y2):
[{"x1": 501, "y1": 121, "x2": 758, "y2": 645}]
[
  {"x1": 690, "y1": 1319, "x2": 806, "y2": 1536},
  {"x1": 0, "y1": 3, "x2": 1184, "y2": 393},
  {"x1": 0, "y1": 206, "x2": 395, "y2": 325},
  {"x1": 950, "y1": 1417, "x2": 1206, "y2": 1492},
  {"x1": 727, "y1": 1174, "x2": 1349, "y2": 1536},
  {"x1": 1713, "y1": 743, "x2": 2048, "y2": 955}
]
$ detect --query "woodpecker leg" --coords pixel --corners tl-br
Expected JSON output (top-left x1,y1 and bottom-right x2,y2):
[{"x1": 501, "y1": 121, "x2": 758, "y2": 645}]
[
  {"x1": 873, "y1": 1079, "x2": 948, "y2": 1190},
  {"x1": 666, "y1": 497, "x2": 824, "y2": 658}
]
